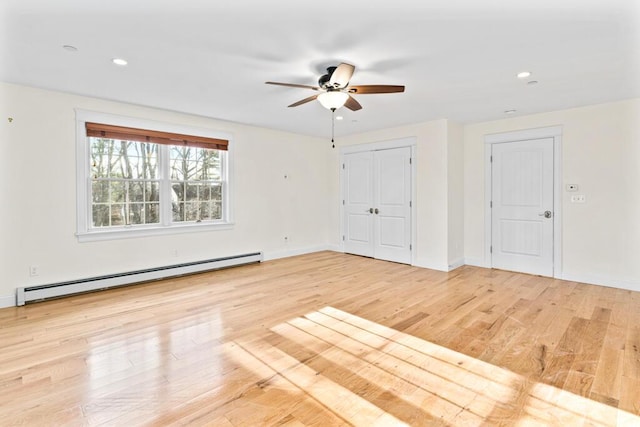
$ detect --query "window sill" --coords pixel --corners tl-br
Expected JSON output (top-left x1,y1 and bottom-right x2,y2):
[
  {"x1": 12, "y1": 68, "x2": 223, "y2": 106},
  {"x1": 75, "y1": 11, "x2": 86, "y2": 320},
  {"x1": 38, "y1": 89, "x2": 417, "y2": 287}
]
[{"x1": 76, "y1": 222, "x2": 234, "y2": 242}]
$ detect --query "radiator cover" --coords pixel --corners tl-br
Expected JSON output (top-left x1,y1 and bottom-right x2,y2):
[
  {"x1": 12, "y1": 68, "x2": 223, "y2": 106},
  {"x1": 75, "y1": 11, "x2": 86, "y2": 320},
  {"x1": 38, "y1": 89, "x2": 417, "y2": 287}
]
[{"x1": 16, "y1": 252, "x2": 262, "y2": 306}]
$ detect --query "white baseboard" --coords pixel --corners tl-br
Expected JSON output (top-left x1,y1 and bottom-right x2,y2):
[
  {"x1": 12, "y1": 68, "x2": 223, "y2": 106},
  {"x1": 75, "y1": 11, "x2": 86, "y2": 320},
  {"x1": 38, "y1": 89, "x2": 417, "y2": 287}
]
[
  {"x1": 464, "y1": 257, "x2": 489, "y2": 268},
  {"x1": 262, "y1": 245, "x2": 332, "y2": 262},
  {"x1": 412, "y1": 261, "x2": 449, "y2": 272},
  {"x1": 447, "y1": 258, "x2": 465, "y2": 271},
  {"x1": 0, "y1": 294, "x2": 15, "y2": 308},
  {"x1": 561, "y1": 272, "x2": 640, "y2": 293},
  {"x1": 325, "y1": 244, "x2": 343, "y2": 253}
]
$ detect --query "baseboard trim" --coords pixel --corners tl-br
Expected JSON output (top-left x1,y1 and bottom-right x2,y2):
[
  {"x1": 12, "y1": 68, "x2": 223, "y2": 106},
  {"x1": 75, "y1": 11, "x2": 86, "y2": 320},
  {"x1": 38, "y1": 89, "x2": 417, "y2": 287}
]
[
  {"x1": 561, "y1": 272, "x2": 639, "y2": 293},
  {"x1": 412, "y1": 261, "x2": 449, "y2": 272},
  {"x1": 0, "y1": 294, "x2": 15, "y2": 308},
  {"x1": 325, "y1": 244, "x2": 343, "y2": 253},
  {"x1": 262, "y1": 245, "x2": 332, "y2": 262},
  {"x1": 464, "y1": 257, "x2": 489, "y2": 268},
  {"x1": 447, "y1": 258, "x2": 465, "y2": 271}
]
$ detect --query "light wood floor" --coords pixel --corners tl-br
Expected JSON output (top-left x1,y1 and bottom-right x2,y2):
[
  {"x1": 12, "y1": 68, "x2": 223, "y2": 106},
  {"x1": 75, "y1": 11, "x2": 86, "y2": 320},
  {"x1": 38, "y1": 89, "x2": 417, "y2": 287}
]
[{"x1": 1, "y1": 252, "x2": 639, "y2": 426}]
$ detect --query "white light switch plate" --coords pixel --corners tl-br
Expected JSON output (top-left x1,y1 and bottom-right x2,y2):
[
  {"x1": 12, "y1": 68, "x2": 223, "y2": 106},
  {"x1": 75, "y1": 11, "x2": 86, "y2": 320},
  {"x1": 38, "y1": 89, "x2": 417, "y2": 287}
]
[{"x1": 571, "y1": 194, "x2": 586, "y2": 203}]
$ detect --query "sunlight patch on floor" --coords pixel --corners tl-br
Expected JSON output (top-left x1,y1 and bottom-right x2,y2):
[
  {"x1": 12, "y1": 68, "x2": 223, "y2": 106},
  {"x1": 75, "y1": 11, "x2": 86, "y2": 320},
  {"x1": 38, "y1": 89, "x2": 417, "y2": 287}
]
[{"x1": 226, "y1": 306, "x2": 639, "y2": 426}]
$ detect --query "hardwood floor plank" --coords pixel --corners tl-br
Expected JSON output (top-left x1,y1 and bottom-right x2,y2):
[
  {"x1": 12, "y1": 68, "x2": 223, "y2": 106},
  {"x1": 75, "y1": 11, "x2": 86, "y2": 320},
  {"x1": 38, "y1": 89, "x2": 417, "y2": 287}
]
[{"x1": 623, "y1": 326, "x2": 640, "y2": 380}]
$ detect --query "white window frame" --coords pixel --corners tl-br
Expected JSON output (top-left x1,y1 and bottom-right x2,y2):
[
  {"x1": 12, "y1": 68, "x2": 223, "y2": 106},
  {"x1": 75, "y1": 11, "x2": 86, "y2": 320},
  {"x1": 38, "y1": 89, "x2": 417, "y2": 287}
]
[{"x1": 75, "y1": 109, "x2": 234, "y2": 242}]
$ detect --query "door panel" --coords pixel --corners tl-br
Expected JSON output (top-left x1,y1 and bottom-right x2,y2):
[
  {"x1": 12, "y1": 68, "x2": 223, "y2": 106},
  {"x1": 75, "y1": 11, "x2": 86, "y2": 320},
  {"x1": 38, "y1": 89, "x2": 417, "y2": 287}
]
[
  {"x1": 347, "y1": 213, "x2": 370, "y2": 243},
  {"x1": 344, "y1": 152, "x2": 374, "y2": 257},
  {"x1": 492, "y1": 138, "x2": 553, "y2": 276},
  {"x1": 374, "y1": 147, "x2": 412, "y2": 264},
  {"x1": 500, "y1": 220, "x2": 542, "y2": 256},
  {"x1": 377, "y1": 217, "x2": 406, "y2": 248}
]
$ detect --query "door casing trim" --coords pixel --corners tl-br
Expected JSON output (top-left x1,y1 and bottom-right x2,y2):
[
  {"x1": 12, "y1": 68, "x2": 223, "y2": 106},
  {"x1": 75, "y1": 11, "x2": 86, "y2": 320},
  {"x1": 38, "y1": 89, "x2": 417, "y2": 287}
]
[{"x1": 484, "y1": 126, "x2": 563, "y2": 278}]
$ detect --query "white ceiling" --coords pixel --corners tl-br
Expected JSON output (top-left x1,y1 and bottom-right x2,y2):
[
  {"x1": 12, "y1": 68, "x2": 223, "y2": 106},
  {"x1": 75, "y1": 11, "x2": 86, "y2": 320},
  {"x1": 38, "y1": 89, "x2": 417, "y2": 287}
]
[{"x1": 2, "y1": 0, "x2": 639, "y2": 139}]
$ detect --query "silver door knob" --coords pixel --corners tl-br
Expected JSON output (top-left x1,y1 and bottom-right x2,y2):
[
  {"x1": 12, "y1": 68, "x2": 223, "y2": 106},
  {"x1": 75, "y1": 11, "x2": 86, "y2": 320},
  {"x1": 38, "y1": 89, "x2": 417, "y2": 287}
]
[
  {"x1": 538, "y1": 210, "x2": 552, "y2": 218},
  {"x1": 374, "y1": 208, "x2": 379, "y2": 214},
  {"x1": 368, "y1": 208, "x2": 374, "y2": 213}
]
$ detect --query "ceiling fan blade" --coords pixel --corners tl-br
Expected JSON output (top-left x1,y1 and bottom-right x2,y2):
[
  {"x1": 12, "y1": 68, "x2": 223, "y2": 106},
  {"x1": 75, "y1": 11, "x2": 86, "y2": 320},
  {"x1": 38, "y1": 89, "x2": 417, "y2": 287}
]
[
  {"x1": 288, "y1": 94, "x2": 319, "y2": 108},
  {"x1": 329, "y1": 63, "x2": 355, "y2": 88},
  {"x1": 347, "y1": 85, "x2": 405, "y2": 94},
  {"x1": 344, "y1": 95, "x2": 362, "y2": 111},
  {"x1": 266, "y1": 81, "x2": 319, "y2": 91}
]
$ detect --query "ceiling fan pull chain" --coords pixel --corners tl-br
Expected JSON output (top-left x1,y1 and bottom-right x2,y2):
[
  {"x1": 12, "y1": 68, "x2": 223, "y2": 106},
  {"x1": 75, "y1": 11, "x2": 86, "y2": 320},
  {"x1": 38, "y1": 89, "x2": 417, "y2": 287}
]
[{"x1": 331, "y1": 108, "x2": 336, "y2": 148}]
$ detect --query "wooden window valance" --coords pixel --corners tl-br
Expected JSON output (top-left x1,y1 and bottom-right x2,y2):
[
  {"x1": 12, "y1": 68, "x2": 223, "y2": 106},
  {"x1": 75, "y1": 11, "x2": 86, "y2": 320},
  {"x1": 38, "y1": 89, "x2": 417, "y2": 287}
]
[{"x1": 85, "y1": 122, "x2": 228, "y2": 151}]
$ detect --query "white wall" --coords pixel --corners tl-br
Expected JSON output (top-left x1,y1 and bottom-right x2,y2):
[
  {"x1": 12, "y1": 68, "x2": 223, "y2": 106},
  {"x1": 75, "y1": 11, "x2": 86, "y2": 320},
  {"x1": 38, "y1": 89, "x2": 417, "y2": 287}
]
[
  {"x1": 0, "y1": 82, "x2": 330, "y2": 306},
  {"x1": 464, "y1": 99, "x2": 640, "y2": 291},
  {"x1": 328, "y1": 119, "x2": 465, "y2": 271}
]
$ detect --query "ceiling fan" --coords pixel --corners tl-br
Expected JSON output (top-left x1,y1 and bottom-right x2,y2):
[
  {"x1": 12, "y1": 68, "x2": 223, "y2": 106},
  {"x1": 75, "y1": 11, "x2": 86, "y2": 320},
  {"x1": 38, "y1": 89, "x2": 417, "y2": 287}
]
[{"x1": 265, "y1": 62, "x2": 405, "y2": 111}]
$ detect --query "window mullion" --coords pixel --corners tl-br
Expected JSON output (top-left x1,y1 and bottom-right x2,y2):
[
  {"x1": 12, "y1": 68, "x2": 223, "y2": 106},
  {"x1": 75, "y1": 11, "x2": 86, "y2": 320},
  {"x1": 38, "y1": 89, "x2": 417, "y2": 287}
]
[{"x1": 158, "y1": 145, "x2": 172, "y2": 226}]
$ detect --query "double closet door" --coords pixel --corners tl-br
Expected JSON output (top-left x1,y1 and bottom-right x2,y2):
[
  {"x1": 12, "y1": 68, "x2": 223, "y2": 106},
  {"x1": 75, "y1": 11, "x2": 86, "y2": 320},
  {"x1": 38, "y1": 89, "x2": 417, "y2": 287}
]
[{"x1": 343, "y1": 146, "x2": 412, "y2": 264}]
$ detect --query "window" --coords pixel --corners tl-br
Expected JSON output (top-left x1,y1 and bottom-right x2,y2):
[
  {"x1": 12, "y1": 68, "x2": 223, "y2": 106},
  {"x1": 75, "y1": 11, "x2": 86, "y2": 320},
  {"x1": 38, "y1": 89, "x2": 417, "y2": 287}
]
[
  {"x1": 90, "y1": 138, "x2": 160, "y2": 227},
  {"x1": 76, "y1": 111, "x2": 232, "y2": 241},
  {"x1": 168, "y1": 145, "x2": 223, "y2": 223}
]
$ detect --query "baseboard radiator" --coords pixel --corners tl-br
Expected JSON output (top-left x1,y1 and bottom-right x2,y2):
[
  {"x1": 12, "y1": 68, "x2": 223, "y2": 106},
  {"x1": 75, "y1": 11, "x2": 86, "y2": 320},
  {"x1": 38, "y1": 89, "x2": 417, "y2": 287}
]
[{"x1": 16, "y1": 252, "x2": 262, "y2": 306}]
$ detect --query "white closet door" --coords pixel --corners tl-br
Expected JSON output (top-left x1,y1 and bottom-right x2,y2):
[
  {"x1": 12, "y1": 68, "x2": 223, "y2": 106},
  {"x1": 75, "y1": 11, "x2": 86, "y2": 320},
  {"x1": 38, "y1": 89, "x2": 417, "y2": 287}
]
[
  {"x1": 343, "y1": 147, "x2": 411, "y2": 264},
  {"x1": 344, "y1": 151, "x2": 374, "y2": 258},
  {"x1": 373, "y1": 147, "x2": 412, "y2": 264}
]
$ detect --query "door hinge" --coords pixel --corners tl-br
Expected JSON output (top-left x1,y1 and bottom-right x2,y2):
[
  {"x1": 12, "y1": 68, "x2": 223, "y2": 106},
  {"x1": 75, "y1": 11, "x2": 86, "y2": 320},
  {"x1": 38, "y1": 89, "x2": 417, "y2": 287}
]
[
  {"x1": 342, "y1": 163, "x2": 345, "y2": 169},
  {"x1": 409, "y1": 157, "x2": 412, "y2": 165},
  {"x1": 409, "y1": 201, "x2": 412, "y2": 207},
  {"x1": 342, "y1": 235, "x2": 345, "y2": 241},
  {"x1": 410, "y1": 244, "x2": 412, "y2": 250},
  {"x1": 490, "y1": 201, "x2": 492, "y2": 208},
  {"x1": 342, "y1": 199, "x2": 345, "y2": 205},
  {"x1": 490, "y1": 245, "x2": 493, "y2": 253},
  {"x1": 490, "y1": 155, "x2": 493, "y2": 163}
]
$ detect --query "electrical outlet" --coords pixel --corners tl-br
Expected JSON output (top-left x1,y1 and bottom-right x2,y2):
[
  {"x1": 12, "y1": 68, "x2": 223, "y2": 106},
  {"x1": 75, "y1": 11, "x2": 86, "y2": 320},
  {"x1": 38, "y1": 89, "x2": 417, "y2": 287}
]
[
  {"x1": 571, "y1": 194, "x2": 586, "y2": 203},
  {"x1": 29, "y1": 265, "x2": 39, "y2": 277}
]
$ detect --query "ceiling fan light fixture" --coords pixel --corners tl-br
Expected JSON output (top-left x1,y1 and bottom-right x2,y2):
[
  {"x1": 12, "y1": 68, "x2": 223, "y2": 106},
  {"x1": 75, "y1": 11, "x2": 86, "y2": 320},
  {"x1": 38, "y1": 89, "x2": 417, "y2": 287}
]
[{"x1": 317, "y1": 91, "x2": 349, "y2": 110}]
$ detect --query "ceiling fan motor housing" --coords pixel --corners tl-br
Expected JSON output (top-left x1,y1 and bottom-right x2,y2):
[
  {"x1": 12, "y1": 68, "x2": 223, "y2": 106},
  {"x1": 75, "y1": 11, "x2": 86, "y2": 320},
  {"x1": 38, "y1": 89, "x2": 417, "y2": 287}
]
[{"x1": 318, "y1": 66, "x2": 337, "y2": 88}]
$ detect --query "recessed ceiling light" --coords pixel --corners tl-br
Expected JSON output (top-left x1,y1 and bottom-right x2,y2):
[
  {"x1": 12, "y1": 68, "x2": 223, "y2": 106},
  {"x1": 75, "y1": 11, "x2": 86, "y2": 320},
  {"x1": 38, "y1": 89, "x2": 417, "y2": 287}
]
[
  {"x1": 336, "y1": 116, "x2": 344, "y2": 121},
  {"x1": 112, "y1": 58, "x2": 128, "y2": 66},
  {"x1": 517, "y1": 71, "x2": 531, "y2": 79},
  {"x1": 62, "y1": 45, "x2": 78, "y2": 52},
  {"x1": 504, "y1": 109, "x2": 517, "y2": 115}
]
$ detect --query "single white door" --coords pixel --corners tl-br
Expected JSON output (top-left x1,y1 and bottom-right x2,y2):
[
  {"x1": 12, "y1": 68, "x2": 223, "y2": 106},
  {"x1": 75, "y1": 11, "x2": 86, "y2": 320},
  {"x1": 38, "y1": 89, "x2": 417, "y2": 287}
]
[
  {"x1": 491, "y1": 138, "x2": 554, "y2": 276},
  {"x1": 343, "y1": 147, "x2": 411, "y2": 264},
  {"x1": 344, "y1": 151, "x2": 374, "y2": 257},
  {"x1": 374, "y1": 147, "x2": 412, "y2": 264}
]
